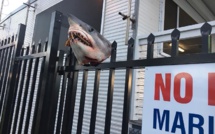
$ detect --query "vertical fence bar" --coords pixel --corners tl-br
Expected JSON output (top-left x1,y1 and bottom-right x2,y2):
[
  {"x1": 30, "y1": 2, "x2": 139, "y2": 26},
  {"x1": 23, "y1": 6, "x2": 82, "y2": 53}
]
[
  {"x1": 0, "y1": 47, "x2": 9, "y2": 91},
  {"x1": 11, "y1": 57, "x2": 27, "y2": 134},
  {"x1": 37, "y1": 40, "x2": 42, "y2": 53},
  {"x1": 29, "y1": 57, "x2": 45, "y2": 134},
  {"x1": 147, "y1": 34, "x2": 155, "y2": 59},
  {"x1": 121, "y1": 38, "x2": 134, "y2": 134},
  {"x1": 55, "y1": 69, "x2": 67, "y2": 134},
  {"x1": 77, "y1": 70, "x2": 88, "y2": 134},
  {"x1": 4, "y1": 39, "x2": 6, "y2": 45},
  {"x1": 0, "y1": 49, "x2": 5, "y2": 89},
  {"x1": 43, "y1": 39, "x2": 48, "y2": 52},
  {"x1": 7, "y1": 37, "x2": 11, "y2": 44},
  {"x1": 21, "y1": 58, "x2": 39, "y2": 134},
  {"x1": 16, "y1": 59, "x2": 33, "y2": 134},
  {"x1": 201, "y1": 22, "x2": 212, "y2": 53},
  {"x1": 104, "y1": 41, "x2": 117, "y2": 134},
  {"x1": 0, "y1": 49, "x2": 5, "y2": 77},
  {"x1": 89, "y1": 69, "x2": 100, "y2": 134},
  {"x1": 47, "y1": 50, "x2": 65, "y2": 134},
  {"x1": 0, "y1": 47, "x2": 9, "y2": 103},
  {"x1": 61, "y1": 49, "x2": 79, "y2": 134},
  {"x1": 33, "y1": 11, "x2": 62, "y2": 134},
  {"x1": 0, "y1": 24, "x2": 26, "y2": 134},
  {"x1": 0, "y1": 47, "x2": 14, "y2": 126},
  {"x1": 11, "y1": 35, "x2": 15, "y2": 43},
  {"x1": 26, "y1": 46, "x2": 30, "y2": 56},
  {"x1": 58, "y1": 48, "x2": 75, "y2": 134},
  {"x1": 14, "y1": 49, "x2": 29, "y2": 134},
  {"x1": 171, "y1": 29, "x2": 180, "y2": 57}
]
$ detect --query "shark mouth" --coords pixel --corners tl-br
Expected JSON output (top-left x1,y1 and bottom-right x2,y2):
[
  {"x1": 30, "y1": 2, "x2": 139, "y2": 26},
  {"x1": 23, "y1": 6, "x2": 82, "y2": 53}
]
[{"x1": 69, "y1": 31, "x2": 93, "y2": 48}]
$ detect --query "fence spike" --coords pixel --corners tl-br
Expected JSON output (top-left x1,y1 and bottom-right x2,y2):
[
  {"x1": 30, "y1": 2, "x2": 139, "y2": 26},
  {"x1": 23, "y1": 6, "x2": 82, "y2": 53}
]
[
  {"x1": 128, "y1": 37, "x2": 135, "y2": 47},
  {"x1": 171, "y1": 28, "x2": 180, "y2": 40},
  {"x1": 104, "y1": 40, "x2": 117, "y2": 134},
  {"x1": 11, "y1": 35, "x2": 14, "y2": 43},
  {"x1": 121, "y1": 37, "x2": 134, "y2": 134},
  {"x1": 37, "y1": 40, "x2": 42, "y2": 53},
  {"x1": 7, "y1": 37, "x2": 11, "y2": 44},
  {"x1": 201, "y1": 22, "x2": 212, "y2": 53},
  {"x1": 4, "y1": 38, "x2": 7, "y2": 45},
  {"x1": 31, "y1": 44, "x2": 36, "y2": 54},
  {"x1": 171, "y1": 29, "x2": 180, "y2": 57},
  {"x1": 147, "y1": 33, "x2": 155, "y2": 59},
  {"x1": 201, "y1": 22, "x2": 212, "y2": 35},
  {"x1": 112, "y1": 41, "x2": 117, "y2": 50}
]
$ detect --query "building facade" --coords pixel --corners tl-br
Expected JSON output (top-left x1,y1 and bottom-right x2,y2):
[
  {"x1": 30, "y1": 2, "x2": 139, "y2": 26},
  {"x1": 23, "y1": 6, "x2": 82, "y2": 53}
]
[{"x1": 1, "y1": 0, "x2": 215, "y2": 133}]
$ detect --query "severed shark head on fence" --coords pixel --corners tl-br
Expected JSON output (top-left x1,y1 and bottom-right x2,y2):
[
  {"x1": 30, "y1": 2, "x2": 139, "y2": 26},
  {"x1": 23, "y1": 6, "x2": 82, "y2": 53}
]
[{"x1": 65, "y1": 14, "x2": 112, "y2": 66}]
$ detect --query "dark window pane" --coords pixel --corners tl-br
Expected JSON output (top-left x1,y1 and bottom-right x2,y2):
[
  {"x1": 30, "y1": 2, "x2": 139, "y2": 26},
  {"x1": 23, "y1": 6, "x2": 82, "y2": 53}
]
[
  {"x1": 179, "y1": 8, "x2": 197, "y2": 27},
  {"x1": 164, "y1": 0, "x2": 177, "y2": 30},
  {"x1": 163, "y1": 37, "x2": 202, "y2": 55}
]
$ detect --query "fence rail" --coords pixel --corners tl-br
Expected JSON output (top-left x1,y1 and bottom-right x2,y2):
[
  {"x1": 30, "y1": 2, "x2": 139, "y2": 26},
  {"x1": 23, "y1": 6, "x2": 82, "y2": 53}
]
[{"x1": 0, "y1": 10, "x2": 215, "y2": 134}]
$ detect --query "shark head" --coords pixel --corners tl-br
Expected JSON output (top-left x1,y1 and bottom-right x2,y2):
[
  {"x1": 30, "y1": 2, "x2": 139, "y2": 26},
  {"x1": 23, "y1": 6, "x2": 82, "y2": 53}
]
[{"x1": 65, "y1": 14, "x2": 112, "y2": 65}]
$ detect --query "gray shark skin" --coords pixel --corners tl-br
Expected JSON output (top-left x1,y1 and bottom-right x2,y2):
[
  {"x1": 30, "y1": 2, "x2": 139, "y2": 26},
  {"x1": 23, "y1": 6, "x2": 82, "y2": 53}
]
[{"x1": 65, "y1": 14, "x2": 112, "y2": 66}]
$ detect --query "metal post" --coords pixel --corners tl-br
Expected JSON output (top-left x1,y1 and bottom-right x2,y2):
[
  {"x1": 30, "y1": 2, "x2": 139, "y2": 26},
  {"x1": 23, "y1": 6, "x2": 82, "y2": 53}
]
[
  {"x1": 89, "y1": 69, "x2": 101, "y2": 134},
  {"x1": 121, "y1": 38, "x2": 134, "y2": 134},
  {"x1": 104, "y1": 41, "x2": 117, "y2": 134},
  {"x1": 171, "y1": 29, "x2": 180, "y2": 57},
  {"x1": 47, "y1": 50, "x2": 65, "y2": 134},
  {"x1": 61, "y1": 49, "x2": 78, "y2": 134},
  {"x1": 201, "y1": 22, "x2": 212, "y2": 53},
  {"x1": 33, "y1": 11, "x2": 62, "y2": 134},
  {"x1": 77, "y1": 70, "x2": 88, "y2": 134},
  {"x1": 0, "y1": 47, "x2": 9, "y2": 94}
]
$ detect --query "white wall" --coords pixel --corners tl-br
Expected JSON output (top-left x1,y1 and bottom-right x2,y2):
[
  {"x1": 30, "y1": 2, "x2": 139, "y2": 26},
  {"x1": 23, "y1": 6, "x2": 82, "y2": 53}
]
[
  {"x1": 0, "y1": 7, "x2": 27, "y2": 40},
  {"x1": 132, "y1": 0, "x2": 160, "y2": 120},
  {"x1": 0, "y1": 0, "x2": 63, "y2": 45},
  {"x1": 99, "y1": 0, "x2": 135, "y2": 133}
]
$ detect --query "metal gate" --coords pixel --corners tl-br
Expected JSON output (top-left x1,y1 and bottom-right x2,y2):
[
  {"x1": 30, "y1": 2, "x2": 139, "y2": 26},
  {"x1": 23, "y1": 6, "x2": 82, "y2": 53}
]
[
  {"x1": 0, "y1": 11, "x2": 62, "y2": 134},
  {"x1": 0, "y1": 10, "x2": 215, "y2": 134}
]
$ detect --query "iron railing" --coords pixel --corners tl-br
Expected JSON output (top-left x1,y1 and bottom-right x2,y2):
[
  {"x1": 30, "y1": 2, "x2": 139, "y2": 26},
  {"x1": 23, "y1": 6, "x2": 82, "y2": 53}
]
[{"x1": 0, "y1": 10, "x2": 215, "y2": 134}]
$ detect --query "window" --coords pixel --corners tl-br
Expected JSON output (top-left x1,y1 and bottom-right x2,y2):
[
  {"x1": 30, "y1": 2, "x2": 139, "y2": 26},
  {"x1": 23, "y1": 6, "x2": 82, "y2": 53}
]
[{"x1": 163, "y1": 0, "x2": 202, "y2": 55}]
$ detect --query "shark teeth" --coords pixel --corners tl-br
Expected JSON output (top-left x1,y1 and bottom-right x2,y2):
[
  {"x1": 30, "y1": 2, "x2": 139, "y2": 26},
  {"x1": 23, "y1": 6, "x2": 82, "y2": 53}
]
[{"x1": 70, "y1": 32, "x2": 92, "y2": 47}]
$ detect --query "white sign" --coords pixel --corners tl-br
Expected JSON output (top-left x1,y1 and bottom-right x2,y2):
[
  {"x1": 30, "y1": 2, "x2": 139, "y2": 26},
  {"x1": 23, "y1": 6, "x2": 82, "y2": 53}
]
[{"x1": 142, "y1": 63, "x2": 215, "y2": 134}]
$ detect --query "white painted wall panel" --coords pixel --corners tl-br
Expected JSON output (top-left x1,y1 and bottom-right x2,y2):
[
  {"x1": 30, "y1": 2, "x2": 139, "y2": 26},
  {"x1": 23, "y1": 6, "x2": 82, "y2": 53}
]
[
  {"x1": 0, "y1": 8, "x2": 27, "y2": 39},
  {"x1": 0, "y1": 0, "x2": 62, "y2": 45},
  {"x1": 133, "y1": 0, "x2": 160, "y2": 120},
  {"x1": 24, "y1": 10, "x2": 36, "y2": 45},
  {"x1": 72, "y1": 72, "x2": 83, "y2": 134},
  {"x1": 137, "y1": 0, "x2": 160, "y2": 36},
  {"x1": 0, "y1": 4, "x2": 36, "y2": 46},
  {"x1": 94, "y1": 0, "x2": 136, "y2": 133}
]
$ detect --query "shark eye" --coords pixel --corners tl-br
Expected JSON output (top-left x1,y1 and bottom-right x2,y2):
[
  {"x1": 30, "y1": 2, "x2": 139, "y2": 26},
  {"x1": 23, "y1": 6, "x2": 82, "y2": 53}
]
[{"x1": 89, "y1": 28, "x2": 94, "y2": 32}]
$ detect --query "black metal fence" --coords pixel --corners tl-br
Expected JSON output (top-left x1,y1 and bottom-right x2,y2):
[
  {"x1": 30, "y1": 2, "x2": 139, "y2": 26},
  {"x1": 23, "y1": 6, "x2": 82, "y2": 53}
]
[
  {"x1": 0, "y1": 10, "x2": 215, "y2": 134},
  {"x1": 0, "y1": 11, "x2": 62, "y2": 134}
]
